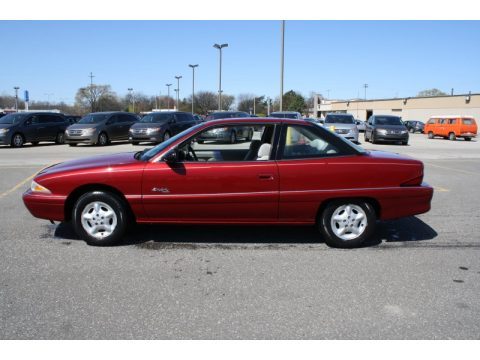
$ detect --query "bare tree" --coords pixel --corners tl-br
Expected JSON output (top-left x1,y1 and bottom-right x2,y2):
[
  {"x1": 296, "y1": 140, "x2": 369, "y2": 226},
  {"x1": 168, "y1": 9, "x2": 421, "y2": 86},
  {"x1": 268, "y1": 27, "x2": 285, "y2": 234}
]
[
  {"x1": 75, "y1": 84, "x2": 114, "y2": 112},
  {"x1": 221, "y1": 94, "x2": 235, "y2": 111},
  {"x1": 195, "y1": 91, "x2": 217, "y2": 115}
]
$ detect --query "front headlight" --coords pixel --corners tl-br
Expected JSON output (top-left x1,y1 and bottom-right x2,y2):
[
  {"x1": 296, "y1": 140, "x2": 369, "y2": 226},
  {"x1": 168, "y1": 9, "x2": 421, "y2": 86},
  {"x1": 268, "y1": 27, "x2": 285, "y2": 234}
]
[
  {"x1": 0, "y1": 128, "x2": 8, "y2": 135},
  {"x1": 146, "y1": 127, "x2": 161, "y2": 134},
  {"x1": 401, "y1": 130, "x2": 408, "y2": 134},
  {"x1": 376, "y1": 129, "x2": 387, "y2": 135},
  {"x1": 31, "y1": 180, "x2": 51, "y2": 194},
  {"x1": 82, "y1": 128, "x2": 96, "y2": 136}
]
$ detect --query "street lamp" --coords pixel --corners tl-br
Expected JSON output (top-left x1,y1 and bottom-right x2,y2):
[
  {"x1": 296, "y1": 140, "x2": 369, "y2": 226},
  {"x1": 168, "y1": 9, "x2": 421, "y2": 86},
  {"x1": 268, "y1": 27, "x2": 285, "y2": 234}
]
[
  {"x1": 188, "y1": 64, "x2": 198, "y2": 114},
  {"x1": 14, "y1": 87, "x2": 20, "y2": 112},
  {"x1": 280, "y1": 21, "x2": 285, "y2": 111},
  {"x1": 213, "y1": 43, "x2": 228, "y2": 111},
  {"x1": 166, "y1": 84, "x2": 172, "y2": 110},
  {"x1": 127, "y1": 88, "x2": 135, "y2": 113},
  {"x1": 175, "y1": 76, "x2": 182, "y2": 110},
  {"x1": 364, "y1": 84, "x2": 368, "y2": 101}
]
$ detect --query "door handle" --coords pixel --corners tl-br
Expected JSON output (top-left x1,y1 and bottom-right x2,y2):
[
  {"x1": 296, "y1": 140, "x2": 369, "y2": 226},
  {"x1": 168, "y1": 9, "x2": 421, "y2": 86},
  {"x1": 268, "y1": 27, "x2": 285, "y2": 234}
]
[{"x1": 258, "y1": 174, "x2": 274, "y2": 180}]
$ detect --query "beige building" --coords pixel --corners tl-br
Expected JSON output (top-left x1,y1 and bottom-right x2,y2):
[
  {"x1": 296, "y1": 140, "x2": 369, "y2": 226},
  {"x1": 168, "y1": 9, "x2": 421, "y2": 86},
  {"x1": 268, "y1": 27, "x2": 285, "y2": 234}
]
[{"x1": 314, "y1": 93, "x2": 480, "y2": 122}]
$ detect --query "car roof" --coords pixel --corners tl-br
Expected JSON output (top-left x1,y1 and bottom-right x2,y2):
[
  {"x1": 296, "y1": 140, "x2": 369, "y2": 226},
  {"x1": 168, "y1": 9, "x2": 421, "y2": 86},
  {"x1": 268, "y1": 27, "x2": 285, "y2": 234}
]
[{"x1": 202, "y1": 117, "x2": 310, "y2": 126}]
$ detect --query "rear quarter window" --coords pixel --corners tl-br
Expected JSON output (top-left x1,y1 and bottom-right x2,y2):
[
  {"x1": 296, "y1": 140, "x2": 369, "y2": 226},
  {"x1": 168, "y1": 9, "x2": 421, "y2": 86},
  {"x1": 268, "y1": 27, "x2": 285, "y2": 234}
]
[
  {"x1": 427, "y1": 119, "x2": 436, "y2": 124},
  {"x1": 462, "y1": 119, "x2": 475, "y2": 125}
]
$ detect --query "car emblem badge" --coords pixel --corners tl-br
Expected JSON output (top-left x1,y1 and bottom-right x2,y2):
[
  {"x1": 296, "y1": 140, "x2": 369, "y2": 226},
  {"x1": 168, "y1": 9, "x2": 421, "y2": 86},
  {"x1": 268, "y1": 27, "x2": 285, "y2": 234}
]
[{"x1": 152, "y1": 187, "x2": 170, "y2": 193}]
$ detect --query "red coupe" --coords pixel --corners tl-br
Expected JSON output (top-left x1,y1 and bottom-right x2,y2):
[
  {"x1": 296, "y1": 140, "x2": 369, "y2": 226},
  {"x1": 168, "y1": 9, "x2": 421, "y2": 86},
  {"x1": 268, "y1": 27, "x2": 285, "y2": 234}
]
[{"x1": 23, "y1": 118, "x2": 433, "y2": 248}]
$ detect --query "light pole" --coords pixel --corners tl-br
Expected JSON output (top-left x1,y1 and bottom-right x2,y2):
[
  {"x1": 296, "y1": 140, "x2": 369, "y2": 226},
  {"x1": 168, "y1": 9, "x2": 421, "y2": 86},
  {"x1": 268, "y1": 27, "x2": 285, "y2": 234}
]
[
  {"x1": 280, "y1": 20, "x2": 285, "y2": 111},
  {"x1": 189, "y1": 64, "x2": 198, "y2": 113},
  {"x1": 166, "y1": 84, "x2": 172, "y2": 110},
  {"x1": 253, "y1": 96, "x2": 256, "y2": 115},
  {"x1": 128, "y1": 88, "x2": 135, "y2": 113},
  {"x1": 44, "y1": 92, "x2": 53, "y2": 109},
  {"x1": 174, "y1": 89, "x2": 178, "y2": 110},
  {"x1": 175, "y1": 76, "x2": 182, "y2": 110},
  {"x1": 14, "y1": 87, "x2": 20, "y2": 112},
  {"x1": 364, "y1": 83, "x2": 368, "y2": 101},
  {"x1": 213, "y1": 43, "x2": 228, "y2": 111}
]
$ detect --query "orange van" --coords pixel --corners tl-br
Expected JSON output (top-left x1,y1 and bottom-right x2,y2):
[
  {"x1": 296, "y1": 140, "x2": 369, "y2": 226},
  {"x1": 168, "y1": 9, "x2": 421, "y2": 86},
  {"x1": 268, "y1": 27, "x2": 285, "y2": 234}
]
[{"x1": 425, "y1": 116, "x2": 477, "y2": 141}]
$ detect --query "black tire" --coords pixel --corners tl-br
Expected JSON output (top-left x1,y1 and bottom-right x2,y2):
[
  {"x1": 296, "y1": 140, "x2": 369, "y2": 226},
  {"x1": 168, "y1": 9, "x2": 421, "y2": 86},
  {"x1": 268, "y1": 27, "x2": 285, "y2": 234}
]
[
  {"x1": 448, "y1": 132, "x2": 456, "y2": 141},
  {"x1": 72, "y1": 191, "x2": 128, "y2": 246},
  {"x1": 31, "y1": 141, "x2": 39, "y2": 146},
  {"x1": 319, "y1": 200, "x2": 376, "y2": 248},
  {"x1": 371, "y1": 133, "x2": 377, "y2": 144},
  {"x1": 69, "y1": 143, "x2": 77, "y2": 147},
  {"x1": 364, "y1": 133, "x2": 369, "y2": 142},
  {"x1": 428, "y1": 131, "x2": 434, "y2": 139},
  {"x1": 162, "y1": 131, "x2": 171, "y2": 142},
  {"x1": 401, "y1": 141, "x2": 408, "y2": 145},
  {"x1": 229, "y1": 131, "x2": 237, "y2": 144},
  {"x1": 465, "y1": 137, "x2": 472, "y2": 141},
  {"x1": 97, "y1": 132, "x2": 109, "y2": 146},
  {"x1": 11, "y1": 133, "x2": 24, "y2": 148},
  {"x1": 131, "y1": 141, "x2": 139, "y2": 145},
  {"x1": 197, "y1": 140, "x2": 204, "y2": 144},
  {"x1": 55, "y1": 132, "x2": 65, "y2": 144}
]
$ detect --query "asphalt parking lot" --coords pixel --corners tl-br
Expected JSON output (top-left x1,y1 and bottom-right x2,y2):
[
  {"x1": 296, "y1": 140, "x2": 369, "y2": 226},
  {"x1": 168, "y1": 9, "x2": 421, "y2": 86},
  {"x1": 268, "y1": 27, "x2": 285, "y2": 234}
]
[{"x1": 1, "y1": 133, "x2": 480, "y2": 339}]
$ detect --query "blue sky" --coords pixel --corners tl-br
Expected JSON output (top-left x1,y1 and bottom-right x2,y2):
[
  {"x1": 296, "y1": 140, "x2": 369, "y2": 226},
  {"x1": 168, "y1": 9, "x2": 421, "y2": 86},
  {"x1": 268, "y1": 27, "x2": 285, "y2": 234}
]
[{"x1": 1, "y1": 20, "x2": 479, "y2": 105}]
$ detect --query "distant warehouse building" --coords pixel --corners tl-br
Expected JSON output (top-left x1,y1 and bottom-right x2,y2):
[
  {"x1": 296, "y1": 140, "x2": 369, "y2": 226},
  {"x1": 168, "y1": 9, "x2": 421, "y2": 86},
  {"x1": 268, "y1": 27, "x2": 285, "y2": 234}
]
[{"x1": 314, "y1": 93, "x2": 480, "y2": 122}]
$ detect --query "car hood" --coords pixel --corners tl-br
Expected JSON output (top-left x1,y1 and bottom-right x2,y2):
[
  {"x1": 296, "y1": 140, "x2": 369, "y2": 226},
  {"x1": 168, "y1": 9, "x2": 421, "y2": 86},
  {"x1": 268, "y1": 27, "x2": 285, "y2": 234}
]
[
  {"x1": 38, "y1": 152, "x2": 140, "y2": 176},
  {"x1": 67, "y1": 123, "x2": 102, "y2": 130},
  {"x1": 130, "y1": 122, "x2": 167, "y2": 129},
  {"x1": 324, "y1": 123, "x2": 357, "y2": 130}
]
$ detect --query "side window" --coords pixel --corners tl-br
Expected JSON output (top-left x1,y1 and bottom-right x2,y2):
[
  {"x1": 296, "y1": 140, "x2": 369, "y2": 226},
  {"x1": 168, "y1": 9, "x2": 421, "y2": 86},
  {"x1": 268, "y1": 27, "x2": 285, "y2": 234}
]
[
  {"x1": 427, "y1": 119, "x2": 435, "y2": 124},
  {"x1": 463, "y1": 119, "x2": 473, "y2": 125},
  {"x1": 448, "y1": 119, "x2": 457, "y2": 125},
  {"x1": 120, "y1": 114, "x2": 135, "y2": 123},
  {"x1": 176, "y1": 124, "x2": 274, "y2": 162},
  {"x1": 30, "y1": 115, "x2": 40, "y2": 125},
  {"x1": 107, "y1": 115, "x2": 118, "y2": 125},
  {"x1": 439, "y1": 119, "x2": 447, "y2": 124},
  {"x1": 176, "y1": 113, "x2": 188, "y2": 122},
  {"x1": 53, "y1": 115, "x2": 65, "y2": 123},
  {"x1": 281, "y1": 125, "x2": 340, "y2": 159},
  {"x1": 39, "y1": 114, "x2": 53, "y2": 124}
]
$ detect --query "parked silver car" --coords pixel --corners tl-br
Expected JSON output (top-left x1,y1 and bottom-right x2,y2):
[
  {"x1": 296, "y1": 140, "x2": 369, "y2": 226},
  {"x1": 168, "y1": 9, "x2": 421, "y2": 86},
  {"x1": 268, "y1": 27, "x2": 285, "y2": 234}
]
[{"x1": 324, "y1": 113, "x2": 359, "y2": 142}]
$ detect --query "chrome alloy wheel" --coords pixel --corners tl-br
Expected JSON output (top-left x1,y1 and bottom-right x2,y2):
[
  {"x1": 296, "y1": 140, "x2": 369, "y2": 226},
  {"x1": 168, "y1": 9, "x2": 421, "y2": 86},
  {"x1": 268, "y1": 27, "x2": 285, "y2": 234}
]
[
  {"x1": 330, "y1": 204, "x2": 368, "y2": 241},
  {"x1": 81, "y1": 201, "x2": 117, "y2": 240}
]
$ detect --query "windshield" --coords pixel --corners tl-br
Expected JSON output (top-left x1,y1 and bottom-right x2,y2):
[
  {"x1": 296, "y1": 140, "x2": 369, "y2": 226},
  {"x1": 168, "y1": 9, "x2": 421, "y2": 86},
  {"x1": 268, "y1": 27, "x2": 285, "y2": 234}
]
[
  {"x1": 0, "y1": 113, "x2": 26, "y2": 124},
  {"x1": 325, "y1": 115, "x2": 355, "y2": 124},
  {"x1": 78, "y1": 114, "x2": 109, "y2": 124},
  {"x1": 375, "y1": 116, "x2": 403, "y2": 126},
  {"x1": 140, "y1": 113, "x2": 173, "y2": 123},
  {"x1": 140, "y1": 123, "x2": 203, "y2": 161}
]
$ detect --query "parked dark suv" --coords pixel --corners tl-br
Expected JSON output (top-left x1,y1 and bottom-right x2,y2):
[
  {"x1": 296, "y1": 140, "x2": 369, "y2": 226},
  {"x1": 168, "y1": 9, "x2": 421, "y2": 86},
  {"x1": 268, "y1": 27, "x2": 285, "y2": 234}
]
[
  {"x1": 404, "y1": 120, "x2": 425, "y2": 133},
  {"x1": 200, "y1": 111, "x2": 254, "y2": 143},
  {"x1": 129, "y1": 111, "x2": 197, "y2": 145},
  {"x1": 0, "y1": 112, "x2": 69, "y2": 147},
  {"x1": 65, "y1": 112, "x2": 139, "y2": 146}
]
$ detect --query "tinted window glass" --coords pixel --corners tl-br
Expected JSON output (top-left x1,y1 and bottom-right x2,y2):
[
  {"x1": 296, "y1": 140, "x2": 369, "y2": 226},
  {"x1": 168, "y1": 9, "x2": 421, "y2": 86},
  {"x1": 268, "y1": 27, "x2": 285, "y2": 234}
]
[
  {"x1": 282, "y1": 125, "x2": 340, "y2": 159},
  {"x1": 324, "y1": 115, "x2": 355, "y2": 124},
  {"x1": 0, "y1": 113, "x2": 27, "y2": 124},
  {"x1": 78, "y1": 114, "x2": 108, "y2": 124},
  {"x1": 463, "y1": 119, "x2": 474, "y2": 125},
  {"x1": 374, "y1": 116, "x2": 403, "y2": 126},
  {"x1": 448, "y1": 119, "x2": 457, "y2": 125}
]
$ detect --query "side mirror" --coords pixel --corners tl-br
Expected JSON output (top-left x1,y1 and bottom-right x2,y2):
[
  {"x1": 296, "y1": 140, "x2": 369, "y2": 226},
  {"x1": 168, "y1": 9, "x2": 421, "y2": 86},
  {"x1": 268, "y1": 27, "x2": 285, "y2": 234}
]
[{"x1": 163, "y1": 149, "x2": 177, "y2": 164}]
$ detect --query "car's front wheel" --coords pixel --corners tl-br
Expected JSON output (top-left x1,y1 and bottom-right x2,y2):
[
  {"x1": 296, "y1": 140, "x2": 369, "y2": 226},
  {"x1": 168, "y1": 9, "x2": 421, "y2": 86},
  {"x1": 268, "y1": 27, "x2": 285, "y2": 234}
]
[
  {"x1": 97, "y1": 132, "x2": 109, "y2": 146},
  {"x1": 319, "y1": 200, "x2": 376, "y2": 248},
  {"x1": 72, "y1": 191, "x2": 128, "y2": 246}
]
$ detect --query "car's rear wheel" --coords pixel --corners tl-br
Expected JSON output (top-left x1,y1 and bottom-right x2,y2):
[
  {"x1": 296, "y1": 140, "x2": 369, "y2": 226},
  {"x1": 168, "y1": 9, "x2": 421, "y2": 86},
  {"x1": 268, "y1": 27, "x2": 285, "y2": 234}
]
[
  {"x1": 448, "y1": 132, "x2": 456, "y2": 141},
  {"x1": 55, "y1": 132, "x2": 65, "y2": 144},
  {"x1": 97, "y1": 132, "x2": 108, "y2": 146},
  {"x1": 72, "y1": 191, "x2": 128, "y2": 246},
  {"x1": 31, "y1": 141, "x2": 39, "y2": 146},
  {"x1": 401, "y1": 141, "x2": 408, "y2": 145},
  {"x1": 464, "y1": 137, "x2": 472, "y2": 141},
  {"x1": 11, "y1": 133, "x2": 24, "y2": 148},
  {"x1": 319, "y1": 200, "x2": 376, "y2": 248},
  {"x1": 131, "y1": 141, "x2": 139, "y2": 145},
  {"x1": 69, "y1": 143, "x2": 77, "y2": 147},
  {"x1": 428, "y1": 131, "x2": 434, "y2": 139}
]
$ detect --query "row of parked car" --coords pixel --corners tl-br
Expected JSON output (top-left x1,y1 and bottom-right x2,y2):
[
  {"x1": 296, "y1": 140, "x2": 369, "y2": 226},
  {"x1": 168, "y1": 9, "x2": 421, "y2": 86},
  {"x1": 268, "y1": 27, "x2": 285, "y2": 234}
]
[{"x1": 0, "y1": 110, "x2": 477, "y2": 148}]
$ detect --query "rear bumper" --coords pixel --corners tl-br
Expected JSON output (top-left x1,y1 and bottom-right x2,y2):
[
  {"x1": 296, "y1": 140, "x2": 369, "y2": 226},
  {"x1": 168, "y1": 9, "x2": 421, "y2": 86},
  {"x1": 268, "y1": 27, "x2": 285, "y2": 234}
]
[
  {"x1": 22, "y1": 190, "x2": 67, "y2": 222},
  {"x1": 378, "y1": 183, "x2": 434, "y2": 220},
  {"x1": 460, "y1": 132, "x2": 476, "y2": 138}
]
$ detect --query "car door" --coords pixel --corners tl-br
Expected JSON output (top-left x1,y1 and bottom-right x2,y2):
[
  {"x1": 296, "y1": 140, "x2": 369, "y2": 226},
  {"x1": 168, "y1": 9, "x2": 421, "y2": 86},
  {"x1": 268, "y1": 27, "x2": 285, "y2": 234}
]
[
  {"x1": 117, "y1": 114, "x2": 135, "y2": 140},
  {"x1": 141, "y1": 123, "x2": 280, "y2": 222},
  {"x1": 106, "y1": 114, "x2": 121, "y2": 140},
  {"x1": 276, "y1": 123, "x2": 359, "y2": 222},
  {"x1": 366, "y1": 117, "x2": 373, "y2": 138}
]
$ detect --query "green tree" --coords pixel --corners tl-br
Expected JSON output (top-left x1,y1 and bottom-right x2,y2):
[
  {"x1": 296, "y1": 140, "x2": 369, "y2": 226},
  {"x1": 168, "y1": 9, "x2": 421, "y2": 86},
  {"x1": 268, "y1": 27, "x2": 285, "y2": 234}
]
[
  {"x1": 283, "y1": 90, "x2": 307, "y2": 113},
  {"x1": 417, "y1": 88, "x2": 448, "y2": 97}
]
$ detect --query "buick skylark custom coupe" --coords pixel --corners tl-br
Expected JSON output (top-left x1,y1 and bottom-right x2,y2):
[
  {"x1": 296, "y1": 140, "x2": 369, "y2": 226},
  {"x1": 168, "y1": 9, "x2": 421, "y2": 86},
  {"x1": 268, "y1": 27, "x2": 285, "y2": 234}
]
[{"x1": 23, "y1": 118, "x2": 433, "y2": 248}]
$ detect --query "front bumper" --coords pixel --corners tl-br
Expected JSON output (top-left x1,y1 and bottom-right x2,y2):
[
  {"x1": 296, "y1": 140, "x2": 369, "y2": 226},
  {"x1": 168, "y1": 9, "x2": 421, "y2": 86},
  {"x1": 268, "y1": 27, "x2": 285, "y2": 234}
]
[
  {"x1": 129, "y1": 133, "x2": 161, "y2": 143},
  {"x1": 375, "y1": 133, "x2": 409, "y2": 142},
  {"x1": 65, "y1": 135, "x2": 96, "y2": 145},
  {"x1": 0, "y1": 134, "x2": 11, "y2": 145},
  {"x1": 22, "y1": 190, "x2": 67, "y2": 222},
  {"x1": 198, "y1": 132, "x2": 229, "y2": 142}
]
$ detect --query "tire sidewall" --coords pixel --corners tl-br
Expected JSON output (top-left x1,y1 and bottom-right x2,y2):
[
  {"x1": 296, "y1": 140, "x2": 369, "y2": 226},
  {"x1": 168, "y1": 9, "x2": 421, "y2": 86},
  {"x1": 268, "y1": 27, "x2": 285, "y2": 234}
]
[
  {"x1": 98, "y1": 132, "x2": 108, "y2": 146},
  {"x1": 319, "y1": 200, "x2": 376, "y2": 248},
  {"x1": 12, "y1": 133, "x2": 24, "y2": 147},
  {"x1": 72, "y1": 191, "x2": 127, "y2": 246}
]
